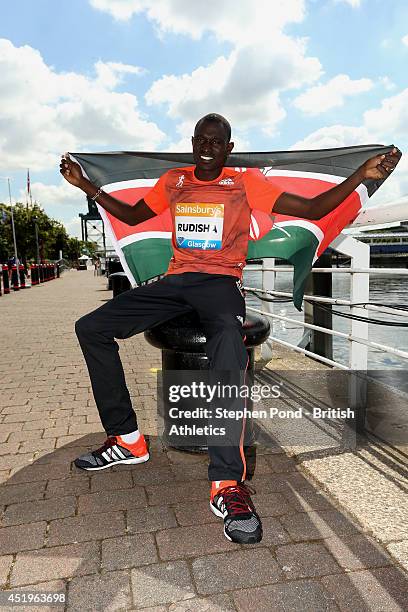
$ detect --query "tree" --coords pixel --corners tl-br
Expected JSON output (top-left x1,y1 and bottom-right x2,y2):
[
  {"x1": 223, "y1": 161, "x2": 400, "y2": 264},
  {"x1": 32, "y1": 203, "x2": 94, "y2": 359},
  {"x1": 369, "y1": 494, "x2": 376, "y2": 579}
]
[{"x1": 0, "y1": 202, "x2": 96, "y2": 263}]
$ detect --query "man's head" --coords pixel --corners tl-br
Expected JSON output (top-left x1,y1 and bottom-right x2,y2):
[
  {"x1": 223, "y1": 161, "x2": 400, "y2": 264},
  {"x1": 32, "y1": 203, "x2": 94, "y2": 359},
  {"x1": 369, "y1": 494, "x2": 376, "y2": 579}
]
[{"x1": 192, "y1": 113, "x2": 234, "y2": 180}]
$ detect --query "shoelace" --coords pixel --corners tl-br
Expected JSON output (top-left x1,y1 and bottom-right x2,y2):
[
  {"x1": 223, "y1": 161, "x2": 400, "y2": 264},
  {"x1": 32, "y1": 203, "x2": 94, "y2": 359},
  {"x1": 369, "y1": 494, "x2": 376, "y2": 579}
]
[
  {"x1": 217, "y1": 483, "x2": 256, "y2": 516},
  {"x1": 96, "y1": 436, "x2": 118, "y2": 460}
]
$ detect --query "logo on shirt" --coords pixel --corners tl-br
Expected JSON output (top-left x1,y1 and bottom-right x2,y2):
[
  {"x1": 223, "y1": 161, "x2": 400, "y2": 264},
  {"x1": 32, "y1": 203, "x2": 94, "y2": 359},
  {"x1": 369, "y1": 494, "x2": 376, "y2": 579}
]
[
  {"x1": 218, "y1": 178, "x2": 234, "y2": 186},
  {"x1": 176, "y1": 175, "x2": 185, "y2": 188}
]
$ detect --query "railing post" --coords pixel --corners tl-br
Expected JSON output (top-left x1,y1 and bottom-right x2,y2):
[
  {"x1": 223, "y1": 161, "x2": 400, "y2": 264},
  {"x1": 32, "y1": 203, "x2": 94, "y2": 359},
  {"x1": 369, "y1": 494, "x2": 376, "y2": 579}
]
[
  {"x1": 261, "y1": 258, "x2": 275, "y2": 360},
  {"x1": 304, "y1": 253, "x2": 333, "y2": 361},
  {"x1": 330, "y1": 234, "x2": 370, "y2": 434}
]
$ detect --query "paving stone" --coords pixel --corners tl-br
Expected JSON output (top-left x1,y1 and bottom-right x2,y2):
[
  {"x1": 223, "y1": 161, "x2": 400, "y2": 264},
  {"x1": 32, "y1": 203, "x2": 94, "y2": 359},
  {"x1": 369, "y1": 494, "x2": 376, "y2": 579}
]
[
  {"x1": 250, "y1": 472, "x2": 315, "y2": 494},
  {"x1": 2, "y1": 495, "x2": 76, "y2": 526},
  {"x1": 167, "y1": 450, "x2": 208, "y2": 465},
  {"x1": 24, "y1": 419, "x2": 55, "y2": 431},
  {"x1": 131, "y1": 466, "x2": 175, "y2": 487},
  {"x1": 168, "y1": 594, "x2": 235, "y2": 611},
  {"x1": 264, "y1": 454, "x2": 298, "y2": 473},
  {"x1": 47, "y1": 511, "x2": 126, "y2": 546},
  {"x1": 0, "y1": 481, "x2": 46, "y2": 505},
  {"x1": 10, "y1": 541, "x2": 99, "y2": 586},
  {"x1": 0, "y1": 521, "x2": 46, "y2": 554},
  {"x1": 170, "y1": 463, "x2": 210, "y2": 482},
  {"x1": 322, "y1": 566, "x2": 408, "y2": 612},
  {"x1": 146, "y1": 481, "x2": 209, "y2": 505},
  {"x1": 90, "y1": 470, "x2": 133, "y2": 492},
  {"x1": 250, "y1": 492, "x2": 292, "y2": 518},
  {"x1": 324, "y1": 535, "x2": 394, "y2": 571},
  {"x1": 68, "y1": 570, "x2": 131, "y2": 611},
  {"x1": 18, "y1": 439, "x2": 57, "y2": 454},
  {"x1": 0, "y1": 471, "x2": 10, "y2": 485},
  {"x1": 102, "y1": 533, "x2": 158, "y2": 570},
  {"x1": 233, "y1": 580, "x2": 339, "y2": 612},
  {"x1": 0, "y1": 554, "x2": 12, "y2": 587},
  {"x1": 0, "y1": 454, "x2": 34, "y2": 470},
  {"x1": 173, "y1": 500, "x2": 218, "y2": 527},
  {"x1": 276, "y1": 542, "x2": 343, "y2": 578},
  {"x1": 7, "y1": 429, "x2": 44, "y2": 443},
  {"x1": 192, "y1": 549, "x2": 282, "y2": 595},
  {"x1": 45, "y1": 475, "x2": 90, "y2": 497},
  {"x1": 127, "y1": 505, "x2": 177, "y2": 533},
  {"x1": 77, "y1": 486, "x2": 147, "y2": 514},
  {"x1": 8, "y1": 462, "x2": 71, "y2": 484},
  {"x1": 68, "y1": 423, "x2": 103, "y2": 435},
  {"x1": 386, "y1": 540, "x2": 408, "y2": 572},
  {"x1": 248, "y1": 516, "x2": 291, "y2": 546},
  {"x1": 280, "y1": 510, "x2": 361, "y2": 541},
  {"x1": 282, "y1": 488, "x2": 334, "y2": 514},
  {"x1": 131, "y1": 560, "x2": 195, "y2": 608},
  {"x1": 156, "y1": 523, "x2": 240, "y2": 560},
  {"x1": 0, "y1": 442, "x2": 21, "y2": 456}
]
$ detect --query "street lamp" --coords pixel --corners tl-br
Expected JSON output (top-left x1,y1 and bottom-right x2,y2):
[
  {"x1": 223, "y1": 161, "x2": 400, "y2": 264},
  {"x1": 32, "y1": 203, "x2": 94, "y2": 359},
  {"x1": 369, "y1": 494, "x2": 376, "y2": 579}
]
[
  {"x1": 32, "y1": 216, "x2": 41, "y2": 265},
  {"x1": 0, "y1": 177, "x2": 19, "y2": 286}
]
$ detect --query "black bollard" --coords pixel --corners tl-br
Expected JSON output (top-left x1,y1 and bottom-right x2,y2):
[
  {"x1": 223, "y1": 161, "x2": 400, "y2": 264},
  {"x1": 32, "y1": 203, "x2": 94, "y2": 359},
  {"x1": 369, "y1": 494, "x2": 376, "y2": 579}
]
[
  {"x1": 145, "y1": 312, "x2": 270, "y2": 453},
  {"x1": 31, "y1": 264, "x2": 38, "y2": 286},
  {"x1": 2, "y1": 265, "x2": 10, "y2": 294},
  {"x1": 56, "y1": 263, "x2": 60, "y2": 278},
  {"x1": 109, "y1": 272, "x2": 131, "y2": 297},
  {"x1": 19, "y1": 264, "x2": 26, "y2": 289},
  {"x1": 11, "y1": 265, "x2": 19, "y2": 291}
]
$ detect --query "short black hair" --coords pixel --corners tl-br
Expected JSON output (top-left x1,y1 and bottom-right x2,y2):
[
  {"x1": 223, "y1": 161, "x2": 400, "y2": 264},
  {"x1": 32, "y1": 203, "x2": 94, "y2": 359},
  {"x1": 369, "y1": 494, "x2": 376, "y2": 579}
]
[{"x1": 194, "y1": 113, "x2": 231, "y2": 142}]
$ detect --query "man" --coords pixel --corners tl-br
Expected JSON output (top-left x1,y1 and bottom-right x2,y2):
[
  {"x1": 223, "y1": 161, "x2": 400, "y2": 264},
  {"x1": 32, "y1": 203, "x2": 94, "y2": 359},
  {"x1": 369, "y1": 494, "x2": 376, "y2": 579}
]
[{"x1": 60, "y1": 113, "x2": 400, "y2": 544}]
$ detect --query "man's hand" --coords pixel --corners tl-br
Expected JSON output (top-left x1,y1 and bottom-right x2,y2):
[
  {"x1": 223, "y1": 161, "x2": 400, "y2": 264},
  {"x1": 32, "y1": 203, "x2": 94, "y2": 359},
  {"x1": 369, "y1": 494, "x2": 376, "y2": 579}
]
[
  {"x1": 60, "y1": 154, "x2": 84, "y2": 187},
  {"x1": 358, "y1": 147, "x2": 401, "y2": 181}
]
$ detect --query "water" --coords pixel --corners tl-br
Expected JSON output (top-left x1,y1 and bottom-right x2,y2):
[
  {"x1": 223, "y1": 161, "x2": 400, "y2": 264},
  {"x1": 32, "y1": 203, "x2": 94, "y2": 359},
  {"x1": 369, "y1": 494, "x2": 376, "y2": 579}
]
[{"x1": 244, "y1": 267, "x2": 408, "y2": 369}]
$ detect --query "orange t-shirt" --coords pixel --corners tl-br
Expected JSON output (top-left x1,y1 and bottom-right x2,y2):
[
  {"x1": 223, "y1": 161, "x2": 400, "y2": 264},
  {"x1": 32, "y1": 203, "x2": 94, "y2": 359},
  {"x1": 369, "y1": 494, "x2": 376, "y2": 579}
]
[{"x1": 144, "y1": 166, "x2": 283, "y2": 279}]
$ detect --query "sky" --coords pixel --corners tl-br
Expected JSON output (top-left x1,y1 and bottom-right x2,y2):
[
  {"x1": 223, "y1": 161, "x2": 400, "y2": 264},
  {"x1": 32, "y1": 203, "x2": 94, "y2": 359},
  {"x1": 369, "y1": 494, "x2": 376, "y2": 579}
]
[{"x1": 1, "y1": 0, "x2": 407, "y2": 239}]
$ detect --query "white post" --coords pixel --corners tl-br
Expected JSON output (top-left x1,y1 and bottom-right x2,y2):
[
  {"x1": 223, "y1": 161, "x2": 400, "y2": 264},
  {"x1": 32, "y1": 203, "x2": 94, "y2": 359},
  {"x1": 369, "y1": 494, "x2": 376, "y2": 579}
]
[
  {"x1": 261, "y1": 258, "x2": 275, "y2": 360},
  {"x1": 330, "y1": 233, "x2": 370, "y2": 434}
]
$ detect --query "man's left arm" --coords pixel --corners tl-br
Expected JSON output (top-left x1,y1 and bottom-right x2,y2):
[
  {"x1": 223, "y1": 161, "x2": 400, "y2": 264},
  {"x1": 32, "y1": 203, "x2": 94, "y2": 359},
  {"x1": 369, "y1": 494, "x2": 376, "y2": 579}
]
[{"x1": 272, "y1": 148, "x2": 402, "y2": 220}]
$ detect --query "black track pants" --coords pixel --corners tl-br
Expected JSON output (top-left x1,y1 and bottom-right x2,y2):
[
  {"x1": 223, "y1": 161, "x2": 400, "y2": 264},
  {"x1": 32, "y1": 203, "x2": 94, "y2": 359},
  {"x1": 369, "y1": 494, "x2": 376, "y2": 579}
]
[{"x1": 75, "y1": 272, "x2": 249, "y2": 482}]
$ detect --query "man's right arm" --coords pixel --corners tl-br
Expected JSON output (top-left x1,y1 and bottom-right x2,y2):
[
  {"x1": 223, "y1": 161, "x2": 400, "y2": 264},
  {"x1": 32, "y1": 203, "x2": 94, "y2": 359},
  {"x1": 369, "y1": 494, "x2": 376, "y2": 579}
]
[
  {"x1": 78, "y1": 176, "x2": 155, "y2": 226},
  {"x1": 60, "y1": 156, "x2": 156, "y2": 226}
]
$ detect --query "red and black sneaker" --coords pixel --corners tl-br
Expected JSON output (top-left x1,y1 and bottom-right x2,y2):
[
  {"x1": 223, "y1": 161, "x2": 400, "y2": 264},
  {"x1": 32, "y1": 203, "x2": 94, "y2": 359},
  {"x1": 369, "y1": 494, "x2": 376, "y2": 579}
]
[
  {"x1": 210, "y1": 481, "x2": 263, "y2": 544},
  {"x1": 74, "y1": 434, "x2": 149, "y2": 471}
]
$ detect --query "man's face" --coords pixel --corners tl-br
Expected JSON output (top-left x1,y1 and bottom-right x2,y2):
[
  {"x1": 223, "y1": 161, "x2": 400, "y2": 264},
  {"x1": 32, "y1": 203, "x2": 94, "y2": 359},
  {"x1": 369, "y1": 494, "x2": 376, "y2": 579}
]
[{"x1": 192, "y1": 120, "x2": 234, "y2": 175}]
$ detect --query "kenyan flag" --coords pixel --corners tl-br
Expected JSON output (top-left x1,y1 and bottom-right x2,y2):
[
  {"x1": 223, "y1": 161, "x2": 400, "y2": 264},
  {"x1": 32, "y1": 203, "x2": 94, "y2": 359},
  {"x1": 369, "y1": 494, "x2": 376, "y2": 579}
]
[{"x1": 71, "y1": 146, "x2": 396, "y2": 309}]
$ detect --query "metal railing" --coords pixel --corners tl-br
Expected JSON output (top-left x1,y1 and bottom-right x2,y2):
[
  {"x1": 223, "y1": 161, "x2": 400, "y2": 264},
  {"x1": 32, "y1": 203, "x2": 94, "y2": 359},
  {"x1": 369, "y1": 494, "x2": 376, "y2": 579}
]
[{"x1": 243, "y1": 233, "x2": 408, "y2": 371}]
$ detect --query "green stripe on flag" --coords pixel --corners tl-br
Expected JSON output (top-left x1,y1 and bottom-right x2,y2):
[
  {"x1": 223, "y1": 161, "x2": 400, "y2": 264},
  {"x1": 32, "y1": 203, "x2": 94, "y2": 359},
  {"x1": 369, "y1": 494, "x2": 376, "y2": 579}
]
[
  {"x1": 247, "y1": 226, "x2": 319, "y2": 310},
  {"x1": 123, "y1": 238, "x2": 173, "y2": 284}
]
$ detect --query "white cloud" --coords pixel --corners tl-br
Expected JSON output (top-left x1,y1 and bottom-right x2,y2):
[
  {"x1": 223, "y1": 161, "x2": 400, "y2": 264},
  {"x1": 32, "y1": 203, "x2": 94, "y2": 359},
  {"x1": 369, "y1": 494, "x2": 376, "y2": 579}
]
[
  {"x1": 293, "y1": 74, "x2": 373, "y2": 115},
  {"x1": 335, "y1": 0, "x2": 362, "y2": 7},
  {"x1": 379, "y1": 76, "x2": 396, "y2": 91},
  {"x1": 363, "y1": 88, "x2": 408, "y2": 139},
  {"x1": 89, "y1": 0, "x2": 305, "y2": 43},
  {"x1": 291, "y1": 87, "x2": 408, "y2": 206},
  {"x1": 291, "y1": 124, "x2": 370, "y2": 149},
  {"x1": 0, "y1": 39, "x2": 164, "y2": 172},
  {"x1": 91, "y1": 0, "x2": 319, "y2": 139},
  {"x1": 146, "y1": 36, "x2": 321, "y2": 137},
  {"x1": 401, "y1": 34, "x2": 408, "y2": 47},
  {"x1": 18, "y1": 180, "x2": 86, "y2": 212}
]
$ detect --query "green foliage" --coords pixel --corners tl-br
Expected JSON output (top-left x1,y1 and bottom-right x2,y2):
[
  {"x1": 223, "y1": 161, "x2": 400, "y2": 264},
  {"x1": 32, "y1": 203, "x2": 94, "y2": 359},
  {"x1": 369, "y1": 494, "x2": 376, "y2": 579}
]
[{"x1": 0, "y1": 202, "x2": 95, "y2": 263}]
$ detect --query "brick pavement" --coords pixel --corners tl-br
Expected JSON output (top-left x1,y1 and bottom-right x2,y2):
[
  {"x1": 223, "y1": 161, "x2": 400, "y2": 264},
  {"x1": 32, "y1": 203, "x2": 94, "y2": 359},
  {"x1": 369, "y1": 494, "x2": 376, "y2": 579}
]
[{"x1": 0, "y1": 270, "x2": 407, "y2": 611}]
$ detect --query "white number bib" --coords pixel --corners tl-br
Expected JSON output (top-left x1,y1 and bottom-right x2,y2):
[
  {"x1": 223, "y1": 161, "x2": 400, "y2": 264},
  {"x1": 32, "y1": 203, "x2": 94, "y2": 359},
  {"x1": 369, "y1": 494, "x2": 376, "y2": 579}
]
[{"x1": 175, "y1": 203, "x2": 224, "y2": 250}]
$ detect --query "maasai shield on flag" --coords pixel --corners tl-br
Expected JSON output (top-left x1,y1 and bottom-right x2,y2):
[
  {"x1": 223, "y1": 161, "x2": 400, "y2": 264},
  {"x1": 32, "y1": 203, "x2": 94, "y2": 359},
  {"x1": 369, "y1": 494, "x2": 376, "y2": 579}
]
[{"x1": 71, "y1": 146, "x2": 397, "y2": 309}]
